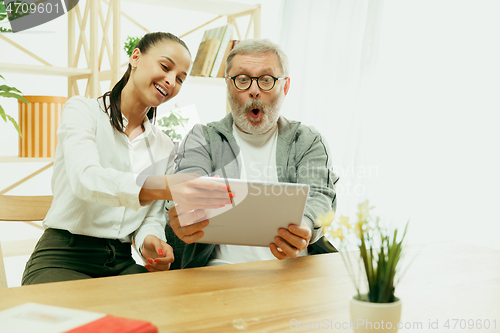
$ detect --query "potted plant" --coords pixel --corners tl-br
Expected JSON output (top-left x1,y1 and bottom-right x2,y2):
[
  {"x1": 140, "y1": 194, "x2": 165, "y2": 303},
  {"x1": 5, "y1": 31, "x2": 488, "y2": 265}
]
[
  {"x1": 0, "y1": 74, "x2": 27, "y2": 136},
  {"x1": 124, "y1": 36, "x2": 141, "y2": 57},
  {"x1": 317, "y1": 201, "x2": 409, "y2": 332},
  {"x1": 157, "y1": 105, "x2": 189, "y2": 153},
  {"x1": 157, "y1": 108, "x2": 188, "y2": 143},
  {"x1": 2, "y1": 76, "x2": 67, "y2": 157}
]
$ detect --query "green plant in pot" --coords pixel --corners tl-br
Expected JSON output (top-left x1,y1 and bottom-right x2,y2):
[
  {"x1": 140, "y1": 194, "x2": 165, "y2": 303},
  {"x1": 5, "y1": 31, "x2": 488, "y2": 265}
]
[
  {"x1": 317, "y1": 201, "x2": 409, "y2": 332},
  {"x1": 157, "y1": 106, "x2": 188, "y2": 143},
  {"x1": 124, "y1": 36, "x2": 141, "y2": 57},
  {"x1": 0, "y1": 75, "x2": 27, "y2": 136}
]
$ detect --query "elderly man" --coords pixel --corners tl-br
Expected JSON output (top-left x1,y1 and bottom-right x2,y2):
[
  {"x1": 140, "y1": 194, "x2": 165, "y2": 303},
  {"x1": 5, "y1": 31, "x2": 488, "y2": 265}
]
[{"x1": 165, "y1": 38, "x2": 338, "y2": 269}]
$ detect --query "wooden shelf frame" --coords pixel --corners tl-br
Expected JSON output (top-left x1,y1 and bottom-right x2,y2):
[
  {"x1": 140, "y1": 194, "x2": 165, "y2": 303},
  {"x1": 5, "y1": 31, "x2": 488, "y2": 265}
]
[{"x1": 0, "y1": 0, "x2": 261, "y2": 99}]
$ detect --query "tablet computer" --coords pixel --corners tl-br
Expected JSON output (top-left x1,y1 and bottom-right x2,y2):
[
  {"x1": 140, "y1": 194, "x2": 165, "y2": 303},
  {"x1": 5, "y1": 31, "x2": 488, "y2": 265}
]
[{"x1": 183, "y1": 177, "x2": 310, "y2": 247}]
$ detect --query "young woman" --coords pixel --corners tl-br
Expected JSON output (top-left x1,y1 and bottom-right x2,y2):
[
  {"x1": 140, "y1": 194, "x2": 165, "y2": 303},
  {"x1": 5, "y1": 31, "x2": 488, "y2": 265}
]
[{"x1": 22, "y1": 32, "x2": 231, "y2": 285}]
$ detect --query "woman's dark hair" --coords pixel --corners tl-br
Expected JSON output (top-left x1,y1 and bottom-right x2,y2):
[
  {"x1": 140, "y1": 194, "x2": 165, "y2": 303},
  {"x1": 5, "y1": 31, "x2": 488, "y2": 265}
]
[{"x1": 100, "y1": 32, "x2": 190, "y2": 133}]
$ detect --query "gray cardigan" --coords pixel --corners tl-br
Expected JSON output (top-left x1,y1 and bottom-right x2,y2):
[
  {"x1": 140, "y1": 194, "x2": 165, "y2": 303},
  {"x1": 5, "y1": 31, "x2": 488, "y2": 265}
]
[{"x1": 166, "y1": 113, "x2": 339, "y2": 269}]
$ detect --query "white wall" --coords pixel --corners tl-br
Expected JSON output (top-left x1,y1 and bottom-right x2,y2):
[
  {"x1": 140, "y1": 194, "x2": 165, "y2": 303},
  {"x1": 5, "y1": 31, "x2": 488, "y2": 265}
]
[
  {"x1": 279, "y1": 0, "x2": 500, "y2": 250},
  {"x1": 361, "y1": 0, "x2": 500, "y2": 248}
]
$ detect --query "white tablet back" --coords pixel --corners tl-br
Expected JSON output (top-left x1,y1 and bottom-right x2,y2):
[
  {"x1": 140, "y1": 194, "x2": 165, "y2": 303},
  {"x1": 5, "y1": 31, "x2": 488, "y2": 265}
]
[{"x1": 198, "y1": 178, "x2": 309, "y2": 247}]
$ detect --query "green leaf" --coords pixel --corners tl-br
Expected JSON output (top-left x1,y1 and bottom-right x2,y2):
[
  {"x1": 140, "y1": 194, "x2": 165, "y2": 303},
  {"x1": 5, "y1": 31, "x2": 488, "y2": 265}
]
[
  {"x1": 0, "y1": 84, "x2": 23, "y2": 94},
  {"x1": 157, "y1": 109, "x2": 189, "y2": 141},
  {"x1": 124, "y1": 36, "x2": 141, "y2": 57},
  {"x1": 6, "y1": 114, "x2": 22, "y2": 136},
  {"x1": 0, "y1": 91, "x2": 29, "y2": 103},
  {"x1": 0, "y1": 0, "x2": 6, "y2": 21},
  {"x1": 0, "y1": 104, "x2": 6, "y2": 122},
  {"x1": 359, "y1": 232, "x2": 376, "y2": 301}
]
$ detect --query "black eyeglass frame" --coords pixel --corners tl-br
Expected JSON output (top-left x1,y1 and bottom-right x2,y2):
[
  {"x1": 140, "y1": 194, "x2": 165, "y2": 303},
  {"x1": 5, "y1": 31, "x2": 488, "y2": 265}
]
[{"x1": 226, "y1": 74, "x2": 287, "y2": 91}]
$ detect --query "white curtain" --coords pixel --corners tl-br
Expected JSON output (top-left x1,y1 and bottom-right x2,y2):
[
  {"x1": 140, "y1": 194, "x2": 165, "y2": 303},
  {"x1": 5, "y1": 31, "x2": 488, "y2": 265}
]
[
  {"x1": 280, "y1": 0, "x2": 384, "y2": 222},
  {"x1": 279, "y1": 0, "x2": 500, "y2": 249}
]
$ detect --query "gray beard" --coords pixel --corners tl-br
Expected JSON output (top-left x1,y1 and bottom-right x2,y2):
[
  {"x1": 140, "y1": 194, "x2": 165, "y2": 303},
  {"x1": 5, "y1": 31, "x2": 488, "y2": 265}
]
[{"x1": 228, "y1": 90, "x2": 284, "y2": 135}]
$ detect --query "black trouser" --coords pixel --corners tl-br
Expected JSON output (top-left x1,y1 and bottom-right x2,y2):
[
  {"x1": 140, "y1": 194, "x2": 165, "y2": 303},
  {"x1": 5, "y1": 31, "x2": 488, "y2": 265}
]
[{"x1": 22, "y1": 228, "x2": 147, "y2": 285}]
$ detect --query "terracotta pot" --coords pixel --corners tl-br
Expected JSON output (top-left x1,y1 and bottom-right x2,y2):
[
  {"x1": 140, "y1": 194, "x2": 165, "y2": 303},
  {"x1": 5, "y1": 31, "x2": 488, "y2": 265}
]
[{"x1": 350, "y1": 294, "x2": 402, "y2": 333}]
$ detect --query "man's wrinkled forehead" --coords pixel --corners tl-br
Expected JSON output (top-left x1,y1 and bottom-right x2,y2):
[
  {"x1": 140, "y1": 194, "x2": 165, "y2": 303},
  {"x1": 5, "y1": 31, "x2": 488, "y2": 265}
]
[
  {"x1": 233, "y1": 65, "x2": 277, "y2": 75},
  {"x1": 230, "y1": 53, "x2": 280, "y2": 75}
]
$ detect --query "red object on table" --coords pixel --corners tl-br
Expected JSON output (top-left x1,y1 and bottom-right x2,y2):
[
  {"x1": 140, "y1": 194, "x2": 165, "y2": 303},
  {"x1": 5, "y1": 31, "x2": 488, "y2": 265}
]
[{"x1": 64, "y1": 315, "x2": 158, "y2": 333}]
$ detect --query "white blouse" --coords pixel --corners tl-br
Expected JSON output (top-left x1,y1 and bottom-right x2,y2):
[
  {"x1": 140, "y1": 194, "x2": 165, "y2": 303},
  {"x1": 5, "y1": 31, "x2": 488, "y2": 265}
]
[{"x1": 43, "y1": 96, "x2": 174, "y2": 254}]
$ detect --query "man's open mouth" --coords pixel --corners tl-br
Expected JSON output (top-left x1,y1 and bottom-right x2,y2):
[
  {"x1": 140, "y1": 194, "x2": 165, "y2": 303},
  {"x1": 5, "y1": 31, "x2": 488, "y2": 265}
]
[{"x1": 250, "y1": 106, "x2": 261, "y2": 118}]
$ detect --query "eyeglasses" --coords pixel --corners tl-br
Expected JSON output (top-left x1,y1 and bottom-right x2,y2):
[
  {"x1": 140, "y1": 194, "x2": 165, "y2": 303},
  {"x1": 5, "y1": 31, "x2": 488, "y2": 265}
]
[{"x1": 227, "y1": 74, "x2": 287, "y2": 91}]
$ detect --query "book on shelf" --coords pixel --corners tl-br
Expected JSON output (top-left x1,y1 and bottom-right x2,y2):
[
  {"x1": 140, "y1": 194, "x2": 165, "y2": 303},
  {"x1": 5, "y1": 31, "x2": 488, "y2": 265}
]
[
  {"x1": 209, "y1": 24, "x2": 234, "y2": 77},
  {"x1": 190, "y1": 24, "x2": 234, "y2": 78},
  {"x1": 190, "y1": 38, "x2": 220, "y2": 77},
  {"x1": 217, "y1": 40, "x2": 240, "y2": 78},
  {"x1": 0, "y1": 302, "x2": 158, "y2": 333}
]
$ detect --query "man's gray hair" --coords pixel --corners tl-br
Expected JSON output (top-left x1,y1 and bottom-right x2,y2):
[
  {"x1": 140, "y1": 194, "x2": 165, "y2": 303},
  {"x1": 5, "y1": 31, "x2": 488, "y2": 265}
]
[{"x1": 225, "y1": 38, "x2": 289, "y2": 77}]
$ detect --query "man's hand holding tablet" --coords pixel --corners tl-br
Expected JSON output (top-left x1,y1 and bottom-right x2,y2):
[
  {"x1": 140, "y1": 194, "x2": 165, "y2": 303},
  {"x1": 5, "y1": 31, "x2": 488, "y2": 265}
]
[{"x1": 168, "y1": 177, "x2": 311, "y2": 260}]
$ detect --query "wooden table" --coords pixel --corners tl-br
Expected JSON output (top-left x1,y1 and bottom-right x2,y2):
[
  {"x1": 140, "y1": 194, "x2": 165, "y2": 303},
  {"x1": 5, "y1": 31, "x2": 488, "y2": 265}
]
[{"x1": 0, "y1": 242, "x2": 499, "y2": 332}]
